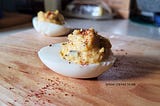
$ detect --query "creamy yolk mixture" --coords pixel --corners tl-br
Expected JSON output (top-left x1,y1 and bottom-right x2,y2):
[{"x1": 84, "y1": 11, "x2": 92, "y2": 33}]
[
  {"x1": 60, "y1": 28, "x2": 111, "y2": 65},
  {"x1": 37, "y1": 10, "x2": 64, "y2": 25}
]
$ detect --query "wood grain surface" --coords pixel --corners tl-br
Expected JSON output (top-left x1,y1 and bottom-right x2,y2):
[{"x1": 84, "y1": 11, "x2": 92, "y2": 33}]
[{"x1": 0, "y1": 29, "x2": 160, "y2": 106}]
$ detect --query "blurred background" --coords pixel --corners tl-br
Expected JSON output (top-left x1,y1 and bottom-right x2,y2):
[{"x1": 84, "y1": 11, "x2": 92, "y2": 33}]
[{"x1": 0, "y1": 0, "x2": 160, "y2": 39}]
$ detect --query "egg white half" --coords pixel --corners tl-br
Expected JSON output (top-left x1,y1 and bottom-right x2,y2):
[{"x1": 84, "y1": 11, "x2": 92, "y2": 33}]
[
  {"x1": 38, "y1": 43, "x2": 116, "y2": 78},
  {"x1": 32, "y1": 17, "x2": 70, "y2": 37}
]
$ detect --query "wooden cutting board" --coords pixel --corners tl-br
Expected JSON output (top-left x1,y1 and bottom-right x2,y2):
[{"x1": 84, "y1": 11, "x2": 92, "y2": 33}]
[{"x1": 0, "y1": 29, "x2": 160, "y2": 106}]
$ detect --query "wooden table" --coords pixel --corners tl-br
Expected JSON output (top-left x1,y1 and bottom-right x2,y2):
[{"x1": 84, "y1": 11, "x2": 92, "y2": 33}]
[{"x1": 0, "y1": 29, "x2": 160, "y2": 106}]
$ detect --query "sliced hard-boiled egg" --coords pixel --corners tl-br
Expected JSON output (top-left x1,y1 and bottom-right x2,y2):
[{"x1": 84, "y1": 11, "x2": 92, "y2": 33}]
[
  {"x1": 32, "y1": 17, "x2": 70, "y2": 37},
  {"x1": 38, "y1": 43, "x2": 116, "y2": 78}
]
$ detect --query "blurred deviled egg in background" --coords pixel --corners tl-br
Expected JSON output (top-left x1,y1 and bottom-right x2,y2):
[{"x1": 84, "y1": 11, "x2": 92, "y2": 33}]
[{"x1": 33, "y1": 10, "x2": 70, "y2": 37}]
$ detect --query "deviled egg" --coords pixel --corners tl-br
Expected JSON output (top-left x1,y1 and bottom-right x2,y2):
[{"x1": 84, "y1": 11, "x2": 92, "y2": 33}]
[
  {"x1": 38, "y1": 28, "x2": 115, "y2": 78},
  {"x1": 33, "y1": 10, "x2": 70, "y2": 37}
]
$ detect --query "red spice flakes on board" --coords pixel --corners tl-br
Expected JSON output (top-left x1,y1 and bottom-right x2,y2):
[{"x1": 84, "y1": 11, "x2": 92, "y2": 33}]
[
  {"x1": 30, "y1": 90, "x2": 34, "y2": 92},
  {"x1": 48, "y1": 79, "x2": 53, "y2": 82},
  {"x1": 47, "y1": 99, "x2": 51, "y2": 103},
  {"x1": 65, "y1": 93, "x2": 68, "y2": 96},
  {"x1": 120, "y1": 49, "x2": 124, "y2": 51},
  {"x1": 8, "y1": 66, "x2": 12, "y2": 69},
  {"x1": 42, "y1": 101, "x2": 45, "y2": 104},
  {"x1": 24, "y1": 77, "x2": 75, "y2": 105},
  {"x1": 34, "y1": 93, "x2": 42, "y2": 98},
  {"x1": 25, "y1": 100, "x2": 29, "y2": 102},
  {"x1": 115, "y1": 49, "x2": 125, "y2": 52},
  {"x1": 9, "y1": 87, "x2": 14, "y2": 90},
  {"x1": 115, "y1": 49, "x2": 128, "y2": 56}
]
